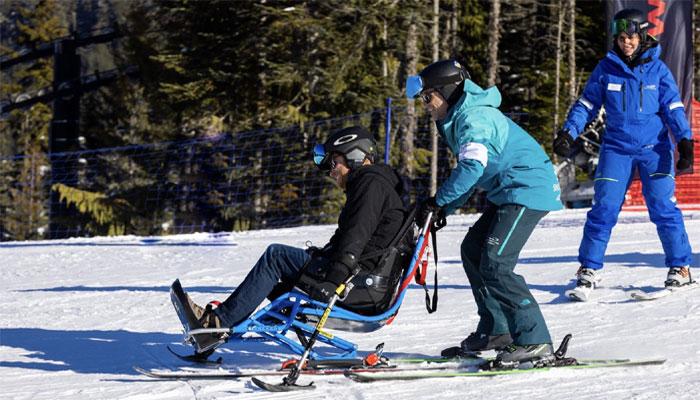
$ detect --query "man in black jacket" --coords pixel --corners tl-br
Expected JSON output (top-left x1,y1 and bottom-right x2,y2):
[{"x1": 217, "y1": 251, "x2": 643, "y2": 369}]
[{"x1": 179, "y1": 126, "x2": 407, "y2": 353}]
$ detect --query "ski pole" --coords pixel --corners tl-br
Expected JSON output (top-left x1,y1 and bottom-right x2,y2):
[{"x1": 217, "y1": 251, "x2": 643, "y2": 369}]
[{"x1": 281, "y1": 267, "x2": 361, "y2": 387}]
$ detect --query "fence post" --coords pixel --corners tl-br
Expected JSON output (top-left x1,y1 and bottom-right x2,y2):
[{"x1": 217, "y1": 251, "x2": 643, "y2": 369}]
[{"x1": 384, "y1": 97, "x2": 392, "y2": 164}]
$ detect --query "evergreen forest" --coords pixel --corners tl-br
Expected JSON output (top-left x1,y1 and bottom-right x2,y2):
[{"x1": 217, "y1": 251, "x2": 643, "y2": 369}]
[{"x1": 1, "y1": 0, "x2": 699, "y2": 240}]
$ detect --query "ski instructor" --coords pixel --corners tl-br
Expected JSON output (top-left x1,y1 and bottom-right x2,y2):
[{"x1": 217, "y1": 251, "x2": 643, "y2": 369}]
[
  {"x1": 406, "y1": 59, "x2": 562, "y2": 367},
  {"x1": 177, "y1": 126, "x2": 409, "y2": 354},
  {"x1": 553, "y1": 8, "x2": 694, "y2": 300}
]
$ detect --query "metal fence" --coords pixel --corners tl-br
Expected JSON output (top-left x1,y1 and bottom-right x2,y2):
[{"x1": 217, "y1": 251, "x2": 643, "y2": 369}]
[{"x1": 0, "y1": 103, "x2": 529, "y2": 241}]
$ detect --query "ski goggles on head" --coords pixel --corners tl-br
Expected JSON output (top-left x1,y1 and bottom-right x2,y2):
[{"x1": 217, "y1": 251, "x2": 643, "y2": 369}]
[
  {"x1": 313, "y1": 143, "x2": 332, "y2": 171},
  {"x1": 612, "y1": 18, "x2": 646, "y2": 36},
  {"x1": 406, "y1": 75, "x2": 424, "y2": 99}
]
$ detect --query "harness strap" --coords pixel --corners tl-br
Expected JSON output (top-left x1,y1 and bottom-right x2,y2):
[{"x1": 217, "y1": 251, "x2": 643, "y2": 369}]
[{"x1": 414, "y1": 223, "x2": 439, "y2": 314}]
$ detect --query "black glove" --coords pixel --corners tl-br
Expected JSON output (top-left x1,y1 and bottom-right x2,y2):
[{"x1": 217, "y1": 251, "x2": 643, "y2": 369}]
[
  {"x1": 309, "y1": 281, "x2": 337, "y2": 303},
  {"x1": 677, "y1": 139, "x2": 694, "y2": 171},
  {"x1": 553, "y1": 128, "x2": 575, "y2": 158},
  {"x1": 309, "y1": 261, "x2": 350, "y2": 303},
  {"x1": 305, "y1": 246, "x2": 322, "y2": 256},
  {"x1": 419, "y1": 196, "x2": 444, "y2": 225}
]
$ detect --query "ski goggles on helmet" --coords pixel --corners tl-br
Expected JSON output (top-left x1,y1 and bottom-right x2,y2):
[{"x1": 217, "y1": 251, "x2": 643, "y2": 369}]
[
  {"x1": 313, "y1": 144, "x2": 332, "y2": 171},
  {"x1": 406, "y1": 75, "x2": 424, "y2": 99},
  {"x1": 612, "y1": 18, "x2": 644, "y2": 36}
]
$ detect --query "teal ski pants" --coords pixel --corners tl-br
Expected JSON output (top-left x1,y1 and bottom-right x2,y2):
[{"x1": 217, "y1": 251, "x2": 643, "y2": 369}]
[{"x1": 460, "y1": 203, "x2": 552, "y2": 345}]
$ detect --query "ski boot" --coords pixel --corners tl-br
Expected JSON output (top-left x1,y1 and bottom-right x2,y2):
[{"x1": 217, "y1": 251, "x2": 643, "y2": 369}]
[
  {"x1": 664, "y1": 266, "x2": 691, "y2": 288},
  {"x1": 493, "y1": 343, "x2": 555, "y2": 369},
  {"x1": 479, "y1": 334, "x2": 577, "y2": 371},
  {"x1": 441, "y1": 332, "x2": 512, "y2": 358},
  {"x1": 189, "y1": 300, "x2": 226, "y2": 354},
  {"x1": 565, "y1": 266, "x2": 601, "y2": 302}
]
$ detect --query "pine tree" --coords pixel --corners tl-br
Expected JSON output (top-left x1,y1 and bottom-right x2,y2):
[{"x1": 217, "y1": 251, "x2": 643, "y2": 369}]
[{"x1": 0, "y1": 0, "x2": 68, "y2": 240}]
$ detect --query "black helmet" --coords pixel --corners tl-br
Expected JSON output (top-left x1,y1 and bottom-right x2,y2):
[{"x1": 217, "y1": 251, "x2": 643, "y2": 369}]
[
  {"x1": 406, "y1": 59, "x2": 470, "y2": 107},
  {"x1": 612, "y1": 8, "x2": 649, "y2": 42},
  {"x1": 313, "y1": 126, "x2": 377, "y2": 171}
]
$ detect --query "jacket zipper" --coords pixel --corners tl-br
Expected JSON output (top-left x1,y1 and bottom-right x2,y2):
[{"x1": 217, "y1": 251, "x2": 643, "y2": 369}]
[
  {"x1": 639, "y1": 80, "x2": 643, "y2": 112},
  {"x1": 622, "y1": 82, "x2": 626, "y2": 112}
]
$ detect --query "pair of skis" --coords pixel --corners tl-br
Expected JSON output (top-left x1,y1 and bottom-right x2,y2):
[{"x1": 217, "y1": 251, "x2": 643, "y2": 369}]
[
  {"x1": 134, "y1": 355, "x2": 666, "y2": 383},
  {"x1": 566, "y1": 280, "x2": 699, "y2": 302},
  {"x1": 134, "y1": 335, "x2": 666, "y2": 389}
]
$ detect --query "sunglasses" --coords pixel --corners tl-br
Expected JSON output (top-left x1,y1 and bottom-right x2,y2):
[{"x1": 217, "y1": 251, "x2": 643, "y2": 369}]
[{"x1": 420, "y1": 90, "x2": 436, "y2": 104}]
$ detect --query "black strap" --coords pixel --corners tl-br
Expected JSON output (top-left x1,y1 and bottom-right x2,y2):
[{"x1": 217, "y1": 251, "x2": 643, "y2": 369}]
[{"x1": 423, "y1": 224, "x2": 439, "y2": 313}]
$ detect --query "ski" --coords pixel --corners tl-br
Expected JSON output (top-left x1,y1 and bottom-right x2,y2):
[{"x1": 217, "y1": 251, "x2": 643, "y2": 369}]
[
  {"x1": 132, "y1": 359, "x2": 485, "y2": 380},
  {"x1": 251, "y1": 376, "x2": 316, "y2": 392},
  {"x1": 133, "y1": 356, "x2": 632, "y2": 380},
  {"x1": 629, "y1": 281, "x2": 700, "y2": 301},
  {"x1": 344, "y1": 359, "x2": 667, "y2": 382},
  {"x1": 565, "y1": 286, "x2": 592, "y2": 302}
]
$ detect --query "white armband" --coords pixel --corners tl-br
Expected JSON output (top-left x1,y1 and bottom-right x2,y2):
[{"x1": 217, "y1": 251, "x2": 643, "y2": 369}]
[
  {"x1": 669, "y1": 101, "x2": 684, "y2": 111},
  {"x1": 458, "y1": 142, "x2": 488, "y2": 167}
]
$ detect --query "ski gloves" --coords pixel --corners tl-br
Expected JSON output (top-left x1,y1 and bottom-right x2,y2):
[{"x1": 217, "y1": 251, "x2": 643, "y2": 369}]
[
  {"x1": 553, "y1": 128, "x2": 574, "y2": 158},
  {"x1": 419, "y1": 196, "x2": 446, "y2": 230},
  {"x1": 309, "y1": 261, "x2": 350, "y2": 303},
  {"x1": 677, "y1": 139, "x2": 694, "y2": 171}
]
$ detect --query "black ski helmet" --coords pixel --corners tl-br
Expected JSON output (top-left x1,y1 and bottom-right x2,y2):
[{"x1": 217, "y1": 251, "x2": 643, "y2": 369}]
[
  {"x1": 408, "y1": 59, "x2": 470, "y2": 108},
  {"x1": 612, "y1": 8, "x2": 650, "y2": 42},
  {"x1": 314, "y1": 126, "x2": 377, "y2": 171}
]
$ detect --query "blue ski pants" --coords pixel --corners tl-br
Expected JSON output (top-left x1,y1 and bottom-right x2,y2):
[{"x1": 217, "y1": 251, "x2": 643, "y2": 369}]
[
  {"x1": 578, "y1": 146, "x2": 692, "y2": 270},
  {"x1": 461, "y1": 204, "x2": 552, "y2": 345}
]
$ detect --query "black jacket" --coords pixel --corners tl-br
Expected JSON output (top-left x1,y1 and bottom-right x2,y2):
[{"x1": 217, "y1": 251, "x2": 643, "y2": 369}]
[{"x1": 323, "y1": 163, "x2": 406, "y2": 284}]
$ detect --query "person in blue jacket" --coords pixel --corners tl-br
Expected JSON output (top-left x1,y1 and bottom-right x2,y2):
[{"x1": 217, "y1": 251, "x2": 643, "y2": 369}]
[
  {"x1": 406, "y1": 59, "x2": 563, "y2": 367},
  {"x1": 553, "y1": 8, "x2": 694, "y2": 300}
]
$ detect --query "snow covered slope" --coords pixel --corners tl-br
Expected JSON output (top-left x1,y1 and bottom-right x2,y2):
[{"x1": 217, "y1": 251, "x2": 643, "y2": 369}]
[{"x1": 1, "y1": 209, "x2": 699, "y2": 399}]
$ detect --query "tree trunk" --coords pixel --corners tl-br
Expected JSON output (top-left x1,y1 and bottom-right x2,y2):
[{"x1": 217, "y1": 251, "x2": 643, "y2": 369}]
[
  {"x1": 567, "y1": 0, "x2": 576, "y2": 106},
  {"x1": 486, "y1": 0, "x2": 500, "y2": 88},
  {"x1": 399, "y1": 14, "x2": 418, "y2": 196},
  {"x1": 554, "y1": 0, "x2": 564, "y2": 135}
]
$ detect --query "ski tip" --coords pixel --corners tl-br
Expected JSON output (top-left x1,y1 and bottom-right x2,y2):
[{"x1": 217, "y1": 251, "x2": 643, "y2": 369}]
[
  {"x1": 133, "y1": 365, "x2": 160, "y2": 378},
  {"x1": 251, "y1": 377, "x2": 316, "y2": 392},
  {"x1": 343, "y1": 370, "x2": 373, "y2": 383},
  {"x1": 565, "y1": 291, "x2": 588, "y2": 302}
]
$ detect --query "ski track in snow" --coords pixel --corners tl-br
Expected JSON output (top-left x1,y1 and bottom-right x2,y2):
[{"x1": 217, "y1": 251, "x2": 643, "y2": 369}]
[{"x1": 1, "y1": 209, "x2": 700, "y2": 399}]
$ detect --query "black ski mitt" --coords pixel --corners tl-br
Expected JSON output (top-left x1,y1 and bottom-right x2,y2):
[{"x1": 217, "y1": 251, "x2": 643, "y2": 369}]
[{"x1": 676, "y1": 139, "x2": 694, "y2": 171}]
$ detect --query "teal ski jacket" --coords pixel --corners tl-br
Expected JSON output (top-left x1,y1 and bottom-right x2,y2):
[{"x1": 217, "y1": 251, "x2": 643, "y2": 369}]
[{"x1": 434, "y1": 80, "x2": 562, "y2": 214}]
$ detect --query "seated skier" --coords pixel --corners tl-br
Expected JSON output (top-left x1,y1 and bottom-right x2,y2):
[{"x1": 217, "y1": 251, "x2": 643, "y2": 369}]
[{"x1": 178, "y1": 125, "x2": 410, "y2": 353}]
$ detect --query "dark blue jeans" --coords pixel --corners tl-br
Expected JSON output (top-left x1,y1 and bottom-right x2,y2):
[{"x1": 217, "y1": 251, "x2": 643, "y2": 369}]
[{"x1": 215, "y1": 243, "x2": 311, "y2": 327}]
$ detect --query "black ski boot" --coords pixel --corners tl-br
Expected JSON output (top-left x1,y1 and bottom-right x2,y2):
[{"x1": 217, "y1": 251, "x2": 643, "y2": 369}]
[
  {"x1": 441, "y1": 332, "x2": 513, "y2": 358},
  {"x1": 496, "y1": 343, "x2": 554, "y2": 367}
]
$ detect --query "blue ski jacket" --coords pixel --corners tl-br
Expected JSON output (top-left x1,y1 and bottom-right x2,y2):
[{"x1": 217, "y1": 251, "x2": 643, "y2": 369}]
[
  {"x1": 562, "y1": 43, "x2": 692, "y2": 154},
  {"x1": 434, "y1": 80, "x2": 562, "y2": 214}
]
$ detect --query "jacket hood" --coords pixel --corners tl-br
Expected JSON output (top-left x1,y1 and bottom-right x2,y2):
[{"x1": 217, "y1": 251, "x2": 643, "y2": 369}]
[
  {"x1": 349, "y1": 164, "x2": 403, "y2": 195},
  {"x1": 459, "y1": 79, "x2": 502, "y2": 109}
]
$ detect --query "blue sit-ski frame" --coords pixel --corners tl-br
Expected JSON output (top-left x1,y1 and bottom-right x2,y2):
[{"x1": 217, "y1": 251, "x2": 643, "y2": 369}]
[{"x1": 187, "y1": 217, "x2": 432, "y2": 361}]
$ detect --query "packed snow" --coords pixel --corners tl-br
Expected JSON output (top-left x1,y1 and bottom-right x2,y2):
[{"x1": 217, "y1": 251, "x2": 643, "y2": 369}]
[{"x1": 2, "y1": 208, "x2": 699, "y2": 399}]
